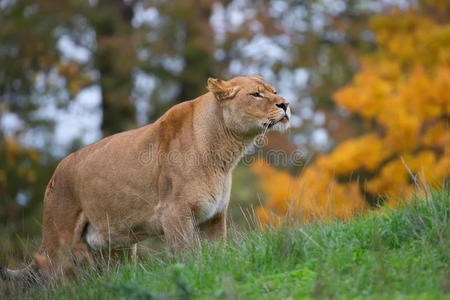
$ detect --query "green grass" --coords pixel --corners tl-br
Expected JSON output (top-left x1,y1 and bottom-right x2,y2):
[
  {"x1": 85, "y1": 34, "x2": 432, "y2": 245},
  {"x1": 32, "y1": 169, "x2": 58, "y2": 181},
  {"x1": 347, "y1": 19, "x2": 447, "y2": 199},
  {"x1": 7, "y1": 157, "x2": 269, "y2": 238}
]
[{"x1": 6, "y1": 187, "x2": 450, "y2": 299}]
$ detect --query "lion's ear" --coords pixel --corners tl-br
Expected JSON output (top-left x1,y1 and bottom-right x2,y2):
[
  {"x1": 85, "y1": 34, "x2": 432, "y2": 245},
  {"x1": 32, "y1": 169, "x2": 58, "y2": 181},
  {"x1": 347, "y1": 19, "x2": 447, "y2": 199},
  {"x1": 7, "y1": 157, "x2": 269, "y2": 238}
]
[{"x1": 207, "y1": 78, "x2": 238, "y2": 101}]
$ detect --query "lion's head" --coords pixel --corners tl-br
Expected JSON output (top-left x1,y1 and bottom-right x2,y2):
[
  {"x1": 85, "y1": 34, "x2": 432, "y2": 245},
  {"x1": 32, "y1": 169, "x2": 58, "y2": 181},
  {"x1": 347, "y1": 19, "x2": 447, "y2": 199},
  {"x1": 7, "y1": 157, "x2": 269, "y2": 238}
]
[{"x1": 207, "y1": 75, "x2": 291, "y2": 136}]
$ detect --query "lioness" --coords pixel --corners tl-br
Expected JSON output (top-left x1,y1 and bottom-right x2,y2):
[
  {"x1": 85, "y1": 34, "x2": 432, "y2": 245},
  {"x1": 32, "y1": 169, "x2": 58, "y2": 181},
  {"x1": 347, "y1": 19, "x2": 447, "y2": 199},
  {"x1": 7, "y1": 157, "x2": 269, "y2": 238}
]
[{"x1": 0, "y1": 75, "x2": 290, "y2": 281}]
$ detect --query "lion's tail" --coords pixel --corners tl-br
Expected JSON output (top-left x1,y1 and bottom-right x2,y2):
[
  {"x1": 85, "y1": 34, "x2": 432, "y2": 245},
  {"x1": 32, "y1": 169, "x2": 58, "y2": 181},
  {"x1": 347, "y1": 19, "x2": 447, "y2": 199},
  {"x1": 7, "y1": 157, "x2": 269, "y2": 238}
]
[{"x1": 0, "y1": 258, "x2": 41, "y2": 284}]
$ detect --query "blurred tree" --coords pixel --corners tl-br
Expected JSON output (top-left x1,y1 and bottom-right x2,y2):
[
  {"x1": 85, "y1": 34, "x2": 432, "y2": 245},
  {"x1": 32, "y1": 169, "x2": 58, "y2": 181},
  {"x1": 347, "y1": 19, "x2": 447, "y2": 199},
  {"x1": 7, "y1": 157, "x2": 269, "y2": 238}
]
[
  {"x1": 88, "y1": 0, "x2": 137, "y2": 136},
  {"x1": 134, "y1": 0, "x2": 219, "y2": 122},
  {"x1": 0, "y1": 0, "x2": 139, "y2": 135},
  {"x1": 254, "y1": 1, "x2": 450, "y2": 226},
  {"x1": 1, "y1": 0, "x2": 66, "y2": 126},
  {"x1": 0, "y1": 1, "x2": 74, "y2": 259},
  {"x1": 0, "y1": 135, "x2": 57, "y2": 263}
]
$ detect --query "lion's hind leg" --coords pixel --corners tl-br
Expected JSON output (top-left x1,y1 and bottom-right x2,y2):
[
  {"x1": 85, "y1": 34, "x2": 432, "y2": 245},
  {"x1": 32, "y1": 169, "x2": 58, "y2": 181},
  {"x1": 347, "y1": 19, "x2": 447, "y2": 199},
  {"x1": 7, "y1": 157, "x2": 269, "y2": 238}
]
[
  {"x1": 38, "y1": 211, "x2": 93, "y2": 278},
  {"x1": 0, "y1": 212, "x2": 92, "y2": 283},
  {"x1": 39, "y1": 172, "x2": 93, "y2": 278}
]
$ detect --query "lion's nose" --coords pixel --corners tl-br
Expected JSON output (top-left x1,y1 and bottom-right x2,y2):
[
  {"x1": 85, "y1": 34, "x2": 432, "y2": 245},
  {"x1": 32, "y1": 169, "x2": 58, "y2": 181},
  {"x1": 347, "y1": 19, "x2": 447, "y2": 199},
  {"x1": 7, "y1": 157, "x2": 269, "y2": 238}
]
[{"x1": 276, "y1": 102, "x2": 289, "y2": 111}]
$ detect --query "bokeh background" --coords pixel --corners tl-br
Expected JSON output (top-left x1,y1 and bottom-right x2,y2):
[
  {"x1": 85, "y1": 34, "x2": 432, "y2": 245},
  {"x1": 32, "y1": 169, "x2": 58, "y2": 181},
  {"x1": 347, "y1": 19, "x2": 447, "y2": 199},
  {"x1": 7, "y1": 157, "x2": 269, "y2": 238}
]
[{"x1": 1, "y1": 0, "x2": 449, "y2": 262}]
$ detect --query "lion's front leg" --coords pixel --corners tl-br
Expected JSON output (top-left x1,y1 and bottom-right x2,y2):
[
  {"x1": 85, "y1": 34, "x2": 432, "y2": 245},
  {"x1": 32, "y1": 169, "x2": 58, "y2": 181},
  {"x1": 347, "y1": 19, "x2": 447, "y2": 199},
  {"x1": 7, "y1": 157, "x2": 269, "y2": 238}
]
[
  {"x1": 161, "y1": 206, "x2": 197, "y2": 252},
  {"x1": 198, "y1": 174, "x2": 231, "y2": 243}
]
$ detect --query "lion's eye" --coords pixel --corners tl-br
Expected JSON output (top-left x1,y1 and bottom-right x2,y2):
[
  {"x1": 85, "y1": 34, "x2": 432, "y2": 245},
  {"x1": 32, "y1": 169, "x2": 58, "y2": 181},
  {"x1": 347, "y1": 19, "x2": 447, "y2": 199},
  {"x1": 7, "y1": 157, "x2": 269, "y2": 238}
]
[
  {"x1": 273, "y1": 91, "x2": 277, "y2": 94},
  {"x1": 250, "y1": 92, "x2": 262, "y2": 98}
]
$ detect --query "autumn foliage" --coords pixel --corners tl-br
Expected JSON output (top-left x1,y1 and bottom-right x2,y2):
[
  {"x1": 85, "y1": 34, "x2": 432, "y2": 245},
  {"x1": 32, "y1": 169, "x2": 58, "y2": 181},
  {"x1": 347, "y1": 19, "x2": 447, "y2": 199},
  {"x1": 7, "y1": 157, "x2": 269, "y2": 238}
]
[{"x1": 254, "y1": 6, "x2": 450, "y2": 225}]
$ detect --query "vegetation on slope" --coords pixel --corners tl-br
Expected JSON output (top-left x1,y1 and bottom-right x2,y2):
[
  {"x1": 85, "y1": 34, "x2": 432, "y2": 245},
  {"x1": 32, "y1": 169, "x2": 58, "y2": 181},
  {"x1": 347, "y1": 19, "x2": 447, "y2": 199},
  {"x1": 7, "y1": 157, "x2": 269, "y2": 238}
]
[{"x1": 3, "y1": 186, "x2": 447, "y2": 299}]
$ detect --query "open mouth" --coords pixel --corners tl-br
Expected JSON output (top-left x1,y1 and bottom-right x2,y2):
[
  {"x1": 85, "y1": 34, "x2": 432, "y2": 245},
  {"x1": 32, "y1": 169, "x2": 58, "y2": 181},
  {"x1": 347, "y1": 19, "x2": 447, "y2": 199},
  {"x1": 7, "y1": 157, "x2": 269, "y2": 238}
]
[
  {"x1": 263, "y1": 114, "x2": 290, "y2": 128},
  {"x1": 280, "y1": 114, "x2": 290, "y2": 122}
]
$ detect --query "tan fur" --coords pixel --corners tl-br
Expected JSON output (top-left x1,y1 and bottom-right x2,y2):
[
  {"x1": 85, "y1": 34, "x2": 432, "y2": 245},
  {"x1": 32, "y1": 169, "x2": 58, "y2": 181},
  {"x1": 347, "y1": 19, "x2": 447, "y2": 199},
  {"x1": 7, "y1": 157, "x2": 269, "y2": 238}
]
[{"x1": 0, "y1": 75, "x2": 291, "y2": 281}]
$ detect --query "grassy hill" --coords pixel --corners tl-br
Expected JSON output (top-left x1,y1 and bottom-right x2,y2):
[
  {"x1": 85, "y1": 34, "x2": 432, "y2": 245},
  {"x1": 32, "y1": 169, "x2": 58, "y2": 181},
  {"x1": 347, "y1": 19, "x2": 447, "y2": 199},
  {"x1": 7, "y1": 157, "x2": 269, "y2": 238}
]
[{"x1": 5, "y1": 187, "x2": 450, "y2": 299}]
